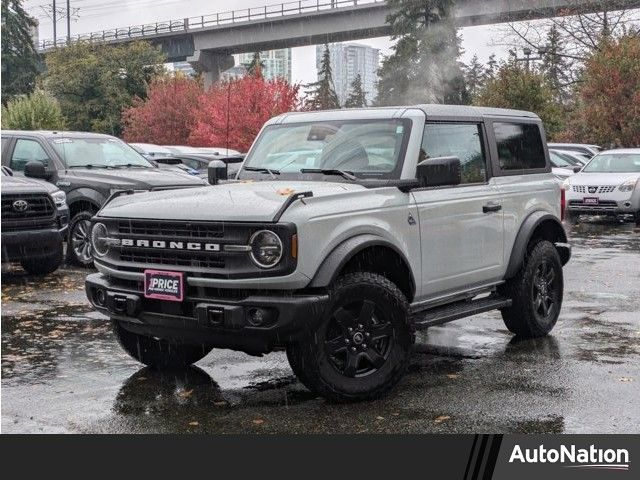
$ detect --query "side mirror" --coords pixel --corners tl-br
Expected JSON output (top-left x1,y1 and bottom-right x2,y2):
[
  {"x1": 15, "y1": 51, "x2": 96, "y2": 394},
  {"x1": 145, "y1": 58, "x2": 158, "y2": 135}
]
[
  {"x1": 208, "y1": 160, "x2": 228, "y2": 185},
  {"x1": 417, "y1": 156, "x2": 461, "y2": 187},
  {"x1": 24, "y1": 161, "x2": 51, "y2": 179},
  {"x1": 573, "y1": 166, "x2": 582, "y2": 173}
]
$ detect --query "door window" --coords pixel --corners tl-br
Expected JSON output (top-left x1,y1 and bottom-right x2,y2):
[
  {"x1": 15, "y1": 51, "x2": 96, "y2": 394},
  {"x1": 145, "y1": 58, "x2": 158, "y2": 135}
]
[
  {"x1": 421, "y1": 123, "x2": 487, "y2": 184},
  {"x1": 10, "y1": 139, "x2": 51, "y2": 171}
]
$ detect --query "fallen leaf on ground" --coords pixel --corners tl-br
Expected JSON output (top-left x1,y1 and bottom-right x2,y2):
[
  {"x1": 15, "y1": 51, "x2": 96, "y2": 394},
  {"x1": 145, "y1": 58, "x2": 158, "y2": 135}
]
[
  {"x1": 252, "y1": 419, "x2": 265, "y2": 425},
  {"x1": 188, "y1": 421, "x2": 199, "y2": 426},
  {"x1": 447, "y1": 374, "x2": 459, "y2": 379},
  {"x1": 178, "y1": 389, "x2": 194, "y2": 398},
  {"x1": 434, "y1": 415, "x2": 451, "y2": 423}
]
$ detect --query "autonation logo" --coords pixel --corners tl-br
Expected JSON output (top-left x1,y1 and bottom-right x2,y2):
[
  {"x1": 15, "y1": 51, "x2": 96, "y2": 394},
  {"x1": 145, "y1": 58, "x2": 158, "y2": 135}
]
[{"x1": 509, "y1": 444, "x2": 630, "y2": 471}]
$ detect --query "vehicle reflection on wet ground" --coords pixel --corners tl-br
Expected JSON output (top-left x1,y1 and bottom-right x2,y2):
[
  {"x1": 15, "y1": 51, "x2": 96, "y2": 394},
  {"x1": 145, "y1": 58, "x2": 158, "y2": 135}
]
[{"x1": 2, "y1": 218, "x2": 639, "y2": 433}]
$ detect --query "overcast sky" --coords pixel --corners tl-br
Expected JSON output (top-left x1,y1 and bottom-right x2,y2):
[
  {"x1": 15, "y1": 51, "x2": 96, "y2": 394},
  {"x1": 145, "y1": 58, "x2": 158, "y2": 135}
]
[{"x1": 23, "y1": 0, "x2": 635, "y2": 85}]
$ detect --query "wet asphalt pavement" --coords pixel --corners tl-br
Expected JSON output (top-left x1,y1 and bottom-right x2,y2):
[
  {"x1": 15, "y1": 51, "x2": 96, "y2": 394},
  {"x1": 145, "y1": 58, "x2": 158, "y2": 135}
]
[{"x1": 2, "y1": 219, "x2": 639, "y2": 433}]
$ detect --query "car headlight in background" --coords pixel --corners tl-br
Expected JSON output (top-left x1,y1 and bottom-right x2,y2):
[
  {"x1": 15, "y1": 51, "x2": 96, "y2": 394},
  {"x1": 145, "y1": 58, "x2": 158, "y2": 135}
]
[
  {"x1": 618, "y1": 179, "x2": 638, "y2": 192},
  {"x1": 90, "y1": 222, "x2": 110, "y2": 257},
  {"x1": 249, "y1": 230, "x2": 283, "y2": 268},
  {"x1": 51, "y1": 190, "x2": 66, "y2": 208}
]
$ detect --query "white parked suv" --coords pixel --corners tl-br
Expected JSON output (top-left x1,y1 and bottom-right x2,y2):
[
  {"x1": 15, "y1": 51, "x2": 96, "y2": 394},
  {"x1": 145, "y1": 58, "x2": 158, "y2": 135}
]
[
  {"x1": 564, "y1": 148, "x2": 640, "y2": 225},
  {"x1": 85, "y1": 105, "x2": 571, "y2": 401}
]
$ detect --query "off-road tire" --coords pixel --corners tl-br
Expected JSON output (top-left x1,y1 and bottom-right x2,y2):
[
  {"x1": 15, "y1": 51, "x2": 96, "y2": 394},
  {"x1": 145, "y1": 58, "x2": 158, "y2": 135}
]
[
  {"x1": 498, "y1": 240, "x2": 563, "y2": 338},
  {"x1": 67, "y1": 210, "x2": 96, "y2": 267},
  {"x1": 286, "y1": 272, "x2": 414, "y2": 402},
  {"x1": 112, "y1": 320, "x2": 213, "y2": 368},
  {"x1": 20, "y1": 243, "x2": 63, "y2": 275}
]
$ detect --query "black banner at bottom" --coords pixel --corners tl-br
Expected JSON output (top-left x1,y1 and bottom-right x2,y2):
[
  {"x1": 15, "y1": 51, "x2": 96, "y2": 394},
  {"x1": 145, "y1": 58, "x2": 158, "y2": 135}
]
[{"x1": 0, "y1": 434, "x2": 636, "y2": 479}]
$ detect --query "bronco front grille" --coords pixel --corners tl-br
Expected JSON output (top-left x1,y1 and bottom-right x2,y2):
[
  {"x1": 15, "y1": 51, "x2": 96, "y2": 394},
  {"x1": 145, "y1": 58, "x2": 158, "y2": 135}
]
[
  {"x1": 117, "y1": 220, "x2": 224, "y2": 239},
  {"x1": 99, "y1": 218, "x2": 297, "y2": 279},
  {"x1": 120, "y1": 249, "x2": 225, "y2": 269},
  {"x1": 1, "y1": 193, "x2": 55, "y2": 220}
]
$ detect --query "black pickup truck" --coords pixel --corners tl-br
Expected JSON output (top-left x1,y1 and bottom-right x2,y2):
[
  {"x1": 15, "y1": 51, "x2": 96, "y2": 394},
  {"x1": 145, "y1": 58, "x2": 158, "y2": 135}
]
[
  {"x1": 1, "y1": 167, "x2": 69, "y2": 275},
  {"x1": 1, "y1": 130, "x2": 206, "y2": 266}
]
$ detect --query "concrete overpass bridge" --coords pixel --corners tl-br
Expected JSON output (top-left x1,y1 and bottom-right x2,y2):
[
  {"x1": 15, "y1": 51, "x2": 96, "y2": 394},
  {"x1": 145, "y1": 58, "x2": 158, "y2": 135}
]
[{"x1": 38, "y1": 0, "x2": 640, "y2": 86}]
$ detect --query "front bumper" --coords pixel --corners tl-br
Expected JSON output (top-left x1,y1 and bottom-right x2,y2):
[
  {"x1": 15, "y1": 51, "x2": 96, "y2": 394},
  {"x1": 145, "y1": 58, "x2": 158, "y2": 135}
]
[
  {"x1": 85, "y1": 273, "x2": 329, "y2": 354},
  {"x1": 1, "y1": 228, "x2": 63, "y2": 263},
  {"x1": 566, "y1": 190, "x2": 640, "y2": 215}
]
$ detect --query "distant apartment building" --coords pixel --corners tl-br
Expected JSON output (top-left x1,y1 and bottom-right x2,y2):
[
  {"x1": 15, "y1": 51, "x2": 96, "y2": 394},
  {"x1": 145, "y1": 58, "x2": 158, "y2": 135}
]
[
  {"x1": 236, "y1": 48, "x2": 292, "y2": 82},
  {"x1": 316, "y1": 43, "x2": 380, "y2": 106}
]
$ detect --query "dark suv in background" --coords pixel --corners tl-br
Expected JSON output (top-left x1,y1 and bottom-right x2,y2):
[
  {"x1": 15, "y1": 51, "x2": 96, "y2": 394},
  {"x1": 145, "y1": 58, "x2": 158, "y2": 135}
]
[{"x1": 1, "y1": 131, "x2": 206, "y2": 266}]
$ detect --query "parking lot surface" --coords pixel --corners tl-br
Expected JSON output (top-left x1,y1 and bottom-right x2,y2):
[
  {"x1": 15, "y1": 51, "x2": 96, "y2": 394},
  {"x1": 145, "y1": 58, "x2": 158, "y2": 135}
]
[{"x1": 2, "y1": 219, "x2": 639, "y2": 433}]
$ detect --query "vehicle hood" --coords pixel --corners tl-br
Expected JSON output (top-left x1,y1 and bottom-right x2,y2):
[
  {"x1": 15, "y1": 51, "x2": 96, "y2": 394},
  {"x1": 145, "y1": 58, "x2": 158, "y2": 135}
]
[
  {"x1": 65, "y1": 167, "x2": 206, "y2": 188},
  {"x1": 100, "y1": 181, "x2": 367, "y2": 222},
  {"x1": 1, "y1": 174, "x2": 58, "y2": 195},
  {"x1": 568, "y1": 172, "x2": 640, "y2": 186}
]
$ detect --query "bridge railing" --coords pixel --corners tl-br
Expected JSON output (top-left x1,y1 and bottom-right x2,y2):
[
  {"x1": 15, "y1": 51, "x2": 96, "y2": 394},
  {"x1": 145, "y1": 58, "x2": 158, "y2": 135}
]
[{"x1": 38, "y1": 0, "x2": 384, "y2": 50}]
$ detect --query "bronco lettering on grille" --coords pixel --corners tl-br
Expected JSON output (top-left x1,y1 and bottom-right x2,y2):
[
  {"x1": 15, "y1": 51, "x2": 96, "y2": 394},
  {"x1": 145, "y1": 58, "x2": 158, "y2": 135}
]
[{"x1": 120, "y1": 238, "x2": 220, "y2": 251}]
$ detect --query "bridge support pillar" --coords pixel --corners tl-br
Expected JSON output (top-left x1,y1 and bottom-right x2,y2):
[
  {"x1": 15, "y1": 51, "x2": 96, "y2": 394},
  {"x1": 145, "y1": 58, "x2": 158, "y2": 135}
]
[{"x1": 187, "y1": 50, "x2": 234, "y2": 89}]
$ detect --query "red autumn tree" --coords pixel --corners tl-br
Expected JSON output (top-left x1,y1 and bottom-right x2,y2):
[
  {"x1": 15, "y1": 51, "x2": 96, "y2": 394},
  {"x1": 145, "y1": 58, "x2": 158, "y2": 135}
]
[
  {"x1": 188, "y1": 74, "x2": 300, "y2": 152},
  {"x1": 560, "y1": 35, "x2": 640, "y2": 147},
  {"x1": 122, "y1": 74, "x2": 203, "y2": 145}
]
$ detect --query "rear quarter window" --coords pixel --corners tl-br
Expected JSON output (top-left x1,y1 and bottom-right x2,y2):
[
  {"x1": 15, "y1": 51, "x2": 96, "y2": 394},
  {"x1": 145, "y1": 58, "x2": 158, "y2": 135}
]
[{"x1": 493, "y1": 122, "x2": 546, "y2": 172}]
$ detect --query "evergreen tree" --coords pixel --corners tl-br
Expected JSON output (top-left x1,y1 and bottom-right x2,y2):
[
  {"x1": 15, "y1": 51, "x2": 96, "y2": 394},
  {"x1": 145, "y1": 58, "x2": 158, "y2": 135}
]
[
  {"x1": 1, "y1": 0, "x2": 40, "y2": 103},
  {"x1": 541, "y1": 25, "x2": 571, "y2": 103},
  {"x1": 376, "y1": 0, "x2": 468, "y2": 106},
  {"x1": 305, "y1": 45, "x2": 340, "y2": 110},
  {"x1": 484, "y1": 53, "x2": 498, "y2": 81},
  {"x1": 344, "y1": 74, "x2": 368, "y2": 108},
  {"x1": 244, "y1": 52, "x2": 264, "y2": 77},
  {"x1": 463, "y1": 54, "x2": 485, "y2": 99}
]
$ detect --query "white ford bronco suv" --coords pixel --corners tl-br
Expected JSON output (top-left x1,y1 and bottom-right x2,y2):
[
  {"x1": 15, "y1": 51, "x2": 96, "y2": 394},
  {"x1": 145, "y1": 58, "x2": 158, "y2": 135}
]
[{"x1": 86, "y1": 105, "x2": 571, "y2": 401}]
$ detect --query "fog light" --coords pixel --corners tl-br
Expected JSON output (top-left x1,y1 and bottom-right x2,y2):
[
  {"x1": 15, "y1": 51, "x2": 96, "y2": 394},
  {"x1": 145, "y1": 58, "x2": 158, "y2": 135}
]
[
  {"x1": 247, "y1": 308, "x2": 266, "y2": 326},
  {"x1": 95, "y1": 288, "x2": 106, "y2": 307}
]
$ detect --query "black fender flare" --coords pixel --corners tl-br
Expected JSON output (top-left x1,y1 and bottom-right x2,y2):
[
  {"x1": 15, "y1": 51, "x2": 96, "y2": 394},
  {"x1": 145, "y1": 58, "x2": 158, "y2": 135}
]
[
  {"x1": 308, "y1": 234, "x2": 416, "y2": 295},
  {"x1": 505, "y1": 211, "x2": 570, "y2": 279},
  {"x1": 66, "y1": 188, "x2": 105, "y2": 215}
]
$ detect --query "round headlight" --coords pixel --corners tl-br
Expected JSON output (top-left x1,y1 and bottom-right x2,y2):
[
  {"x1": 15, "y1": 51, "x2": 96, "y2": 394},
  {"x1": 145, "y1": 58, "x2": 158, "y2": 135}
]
[
  {"x1": 91, "y1": 222, "x2": 110, "y2": 257},
  {"x1": 249, "y1": 230, "x2": 283, "y2": 268}
]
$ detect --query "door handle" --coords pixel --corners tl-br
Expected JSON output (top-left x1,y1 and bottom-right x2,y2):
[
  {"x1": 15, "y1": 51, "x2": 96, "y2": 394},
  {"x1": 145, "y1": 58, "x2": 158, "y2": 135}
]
[{"x1": 483, "y1": 202, "x2": 502, "y2": 213}]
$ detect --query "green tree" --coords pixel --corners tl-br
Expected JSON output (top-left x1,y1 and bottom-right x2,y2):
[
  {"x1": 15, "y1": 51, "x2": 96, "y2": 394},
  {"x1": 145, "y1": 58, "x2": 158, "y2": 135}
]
[
  {"x1": 377, "y1": 0, "x2": 468, "y2": 106},
  {"x1": 540, "y1": 25, "x2": 571, "y2": 103},
  {"x1": 1, "y1": 0, "x2": 40, "y2": 103},
  {"x1": 344, "y1": 74, "x2": 368, "y2": 108},
  {"x1": 43, "y1": 41, "x2": 165, "y2": 135},
  {"x1": 463, "y1": 54, "x2": 485, "y2": 99},
  {"x1": 474, "y1": 61, "x2": 564, "y2": 138},
  {"x1": 244, "y1": 52, "x2": 264, "y2": 77},
  {"x1": 305, "y1": 44, "x2": 340, "y2": 110},
  {"x1": 1, "y1": 90, "x2": 66, "y2": 130}
]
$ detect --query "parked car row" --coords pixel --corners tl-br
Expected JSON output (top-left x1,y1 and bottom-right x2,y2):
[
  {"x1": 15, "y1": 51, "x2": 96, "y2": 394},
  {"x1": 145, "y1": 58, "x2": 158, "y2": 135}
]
[{"x1": 130, "y1": 143, "x2": 245, "y2": 179}]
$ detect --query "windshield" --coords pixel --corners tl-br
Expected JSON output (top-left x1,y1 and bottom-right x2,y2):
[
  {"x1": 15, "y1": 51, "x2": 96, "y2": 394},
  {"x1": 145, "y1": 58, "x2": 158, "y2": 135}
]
[
  {"x1": 238, "y1": 119, "x2": 411, "y2": 180},
  {"x1": 582, "y1": 153, "x2": 640, "y2": 173},
  {"x1": 49, "y1": 137, "x2": 153, "y2": 168},
  {"x1": 550, "y1": 151, "x2": 573, "y2": 167}
]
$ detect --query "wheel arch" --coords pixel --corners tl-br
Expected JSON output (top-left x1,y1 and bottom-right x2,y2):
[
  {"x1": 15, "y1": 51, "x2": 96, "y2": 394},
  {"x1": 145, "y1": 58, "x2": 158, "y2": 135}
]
[
  {"x1": 505, "y1": 211, "x2": 570, "y2": 279},
  {"x1": 67, "y1": 188, "x2": 104, "y2": 217},
  {"x1": 308, "y1": 234, "x2": 416, "y2": 302}
]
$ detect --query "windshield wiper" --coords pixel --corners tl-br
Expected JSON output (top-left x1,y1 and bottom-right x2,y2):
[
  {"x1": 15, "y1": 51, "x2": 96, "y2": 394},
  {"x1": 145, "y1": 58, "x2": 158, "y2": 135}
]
[
  {"x1": 68, "y1": 164, "x2": 114, "y2": 169},
  {"x1": 300, "y1": 168, "x2": 357, "y2": 181},
  {"x1": 243, "y1": 166, "x2": 280, "y2": 179},
  {"x1": 111, "y1": 164, "x2": 151, "y2": 169}
]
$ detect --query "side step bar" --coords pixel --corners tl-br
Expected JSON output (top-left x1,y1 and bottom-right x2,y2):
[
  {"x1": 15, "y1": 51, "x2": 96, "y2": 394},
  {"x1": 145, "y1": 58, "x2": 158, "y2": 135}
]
[{"x1": 411, "y1": 296, "x2": 512, "y2": 330}]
